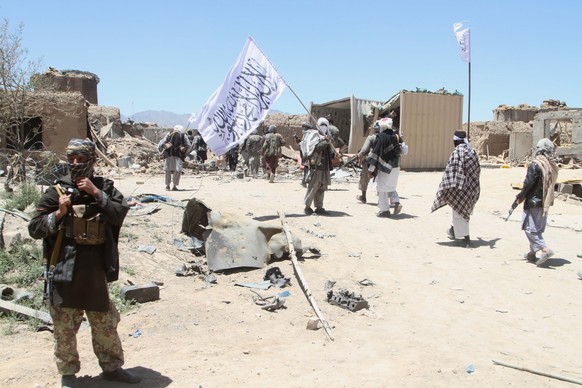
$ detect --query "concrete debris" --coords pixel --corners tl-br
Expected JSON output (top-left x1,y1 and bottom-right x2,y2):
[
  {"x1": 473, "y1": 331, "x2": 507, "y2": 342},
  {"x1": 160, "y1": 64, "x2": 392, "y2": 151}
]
[
  {"x1": 137, "y1": 245, "x2": 157, "y2": 254},
  {"x1": 327, "y1": 288, "x2": 369, "y2": 312},
  {"x1": 306, "y1": 317, "x2": 321, "y2": 330},
  {"x1": 120, "y1": 282, "x2": 160, "y2": 303}
]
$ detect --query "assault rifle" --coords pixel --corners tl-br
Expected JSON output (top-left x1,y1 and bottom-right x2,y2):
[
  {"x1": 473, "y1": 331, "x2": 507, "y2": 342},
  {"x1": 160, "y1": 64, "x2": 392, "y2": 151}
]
[
  {"x1": 504, "y1": 199, "x2": 520, "y2": 222},
  {"x1": 343, "y1": 154, "x2": 360, "y2": 167},
  {"x1": 43, "y1": 184, "x2": 67, "y2": 304}
]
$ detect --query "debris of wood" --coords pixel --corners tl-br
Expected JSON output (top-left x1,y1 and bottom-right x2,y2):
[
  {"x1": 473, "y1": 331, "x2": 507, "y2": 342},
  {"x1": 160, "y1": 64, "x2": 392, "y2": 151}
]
[
  {"x1": 492, "y1": 359, "x2": 582, "y2": 385},
  {"x1": 278, "y1": 210, "x2": 334, "y2": 341}
]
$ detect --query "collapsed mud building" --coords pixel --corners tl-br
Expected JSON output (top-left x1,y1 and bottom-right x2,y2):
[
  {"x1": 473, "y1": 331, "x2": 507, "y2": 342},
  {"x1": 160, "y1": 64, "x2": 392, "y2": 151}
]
[
  {"x1": 2, "y1": 68, "x2": 580, "y2": 180},
  {"x1": 470, "y1": 100, "x2": 582, "y2": 164}
]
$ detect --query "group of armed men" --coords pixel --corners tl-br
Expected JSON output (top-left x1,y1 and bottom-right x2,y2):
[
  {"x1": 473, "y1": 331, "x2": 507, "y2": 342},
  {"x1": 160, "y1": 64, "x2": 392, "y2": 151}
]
[
  {"x1": 161, "y1": 113, "x2": 405, "y2": 217},
  {"x1": 28, "y1": 111, "x2": 561, "y2": 387}
]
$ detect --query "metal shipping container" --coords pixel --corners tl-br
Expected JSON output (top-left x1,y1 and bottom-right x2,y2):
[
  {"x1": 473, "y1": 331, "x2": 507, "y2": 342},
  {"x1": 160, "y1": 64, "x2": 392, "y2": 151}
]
[
  {"x1": 398, "y1": 90, "x2": 464, "y2": 170},
  {"x1": 310, "y1": 90, "x2": 463, "y2": 170}
]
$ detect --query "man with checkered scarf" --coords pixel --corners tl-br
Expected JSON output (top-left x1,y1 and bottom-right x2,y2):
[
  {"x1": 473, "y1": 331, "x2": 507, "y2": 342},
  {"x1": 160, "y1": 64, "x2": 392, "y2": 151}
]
[
  {"x1": 28, "y1": 138, "x2": 140, "y2": 387},
  {"x1": 431, "y1": 130, "x2": 481, "y2": 248}
]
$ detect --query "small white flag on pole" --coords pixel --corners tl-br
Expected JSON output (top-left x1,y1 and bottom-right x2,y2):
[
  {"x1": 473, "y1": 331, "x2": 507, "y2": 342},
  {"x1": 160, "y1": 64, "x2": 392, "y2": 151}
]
[
  {"x1": 453, "y1": 22, "x2": 471, "y2": 63},
  {"x1": 191, "y1": 37, "x2": 286, "y2": 156}
]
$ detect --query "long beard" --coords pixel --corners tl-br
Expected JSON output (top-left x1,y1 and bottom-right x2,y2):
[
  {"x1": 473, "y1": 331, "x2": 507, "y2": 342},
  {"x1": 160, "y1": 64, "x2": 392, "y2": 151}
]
[{"x1": 69, "y1": 162, "x2": 94, "y2": 181}]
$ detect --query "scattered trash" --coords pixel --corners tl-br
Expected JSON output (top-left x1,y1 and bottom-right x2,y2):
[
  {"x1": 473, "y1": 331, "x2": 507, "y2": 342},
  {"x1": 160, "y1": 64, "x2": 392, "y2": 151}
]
[
  {"x1": 130, "y1": 329, "x2": 142, "y2": 338},
  {"x1": 327, "y1": 289, "x2": 369, "y2": 312},
  {"x1": 250, "y1": 289, "x2": 289, "y2": 311},
  {"x1": 359, "y1": 279, "x2": 375, "y2": 286},
  {"x1": 127, "y1": 204, "x2": 161, "y2": 216},
  {"x1": 136, "y1": 194, "x2": 173, "y2": 203},
  {"x1": 324, "y1": 280, "x2": 336, "y2": 291},
  {"x1": 264, "y1": 267, "x2": 290, "y2": 288},
  {"x1": 13, "y1": 289, "x2": 33, "y2": 302},
  {"x1": 496, "y1": 309, "x2": 509, "y2": 313},
  {"x1": 175, "y1": 263, "x2": 207, "y2": 277},
  {"x1": 348, "y1": 252, "x2": 362, "y2": 258},
  {"x1": 466, "y1": 363, "x2": 475, "y2": 374},
  {"x1": 0, "y1": 285, "x2": 33, "y2": 302},
  {"x1": 261, "y1": 296, "x2": 286, "y2": 311},
  {"x1": 304, "y1": 229, "x2": 336, "y2": 239},
  {"x1": 0, "y1": 285, "x2": 14, "y2": 300},
  {"x1": 205, "y1": 273, "x2": 217, "y2": 284},
  {"x1": 137, "y1": 245, "x2": 157, "y2": 254},
  {"x1": 235, "y1": 281, "x2": 272, "y2": 290},
  {"x1": 174, "y1": 238, "x2": 194, "y2": 252}
]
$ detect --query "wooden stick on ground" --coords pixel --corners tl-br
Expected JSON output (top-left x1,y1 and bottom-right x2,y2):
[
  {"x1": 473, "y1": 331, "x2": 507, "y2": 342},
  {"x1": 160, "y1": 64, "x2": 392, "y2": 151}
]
[
  {"x1": 493, "y1": 359, "x2": 582, "y2": 385},
  {"x1": 278, "y1": 210, "x2": 334, "y2": 341},
  {"x1": 94, "y1": 146, "x2": 116, "y2": 168}
]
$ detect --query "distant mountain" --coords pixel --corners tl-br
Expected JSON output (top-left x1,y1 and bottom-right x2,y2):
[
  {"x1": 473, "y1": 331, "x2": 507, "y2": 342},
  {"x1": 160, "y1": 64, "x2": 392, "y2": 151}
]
[{"x1": 121, "y1": 109, "x2": 286, "y2": 128}]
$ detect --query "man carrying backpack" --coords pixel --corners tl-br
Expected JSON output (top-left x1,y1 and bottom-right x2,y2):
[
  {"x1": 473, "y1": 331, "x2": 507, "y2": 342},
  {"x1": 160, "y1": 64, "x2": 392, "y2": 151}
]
[{"x1": 158, "y1": 125, "x2": 191, "y2": 191}]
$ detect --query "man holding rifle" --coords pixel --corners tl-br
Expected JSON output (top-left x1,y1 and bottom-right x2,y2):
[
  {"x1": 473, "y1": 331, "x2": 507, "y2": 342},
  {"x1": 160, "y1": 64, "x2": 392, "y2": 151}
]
[
  {"x1": 28, "y1": 138, "x2": 139, "y2": 388},
  {"x1": 301, "y1": 117, "x2": 335, "y2": 215},
  {"x1": 516, "y1": 138, "x2": 559, "y2": 266}
]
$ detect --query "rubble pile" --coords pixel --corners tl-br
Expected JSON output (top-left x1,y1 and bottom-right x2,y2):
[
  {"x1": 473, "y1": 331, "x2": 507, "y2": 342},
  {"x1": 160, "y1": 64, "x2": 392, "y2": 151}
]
[{"x1": 102, "y1": 135, "x2": 162, "y2": 172}]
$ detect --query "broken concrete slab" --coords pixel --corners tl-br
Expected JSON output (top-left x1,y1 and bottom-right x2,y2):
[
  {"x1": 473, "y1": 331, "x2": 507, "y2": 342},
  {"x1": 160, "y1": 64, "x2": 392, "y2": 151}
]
[
  {"x1": 0, "y1": 299, "x2": 53, "y2": 326},
  {"x1": 120, "y1": 283, "x2": 160, "y2": 303}
]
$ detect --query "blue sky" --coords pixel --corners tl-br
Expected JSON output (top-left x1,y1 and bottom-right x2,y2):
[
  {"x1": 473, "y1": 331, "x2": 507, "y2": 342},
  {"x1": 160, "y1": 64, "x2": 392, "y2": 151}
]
[{"x1": 2, "y1": 0, "x2": 580, "y2": 123}]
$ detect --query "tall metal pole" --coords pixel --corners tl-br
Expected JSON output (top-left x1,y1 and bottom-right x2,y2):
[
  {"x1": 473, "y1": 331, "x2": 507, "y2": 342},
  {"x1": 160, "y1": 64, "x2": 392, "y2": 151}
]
[{"x1": 467, "y1": 61, "x2": 471, "y2": 141}]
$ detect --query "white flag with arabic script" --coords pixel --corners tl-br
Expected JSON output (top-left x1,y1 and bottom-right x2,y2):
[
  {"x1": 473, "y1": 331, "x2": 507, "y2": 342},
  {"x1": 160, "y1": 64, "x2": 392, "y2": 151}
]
[
  {"x1": 191, "y1": 37, "x2": 286, "y2": 156},
  {"x1": 453, "y1": 22, "x2": 471, "y2": 63}
]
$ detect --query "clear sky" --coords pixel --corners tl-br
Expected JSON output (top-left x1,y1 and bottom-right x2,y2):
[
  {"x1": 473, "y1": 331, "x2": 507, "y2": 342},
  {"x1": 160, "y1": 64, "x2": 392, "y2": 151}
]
[{"x1": 2, "y1": 0, "x2": 580, "y2": 123}]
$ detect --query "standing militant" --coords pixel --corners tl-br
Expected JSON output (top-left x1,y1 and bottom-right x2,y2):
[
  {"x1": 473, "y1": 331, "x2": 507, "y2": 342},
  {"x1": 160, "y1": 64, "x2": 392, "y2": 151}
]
[{"x1": 28, "y1": 138, "x2": 140, "y2": 388}]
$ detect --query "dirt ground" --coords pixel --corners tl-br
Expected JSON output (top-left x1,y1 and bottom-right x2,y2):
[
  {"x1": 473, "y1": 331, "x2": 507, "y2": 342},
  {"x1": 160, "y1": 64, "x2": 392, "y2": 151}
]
[{"x1": 1, "y1": 164, "x2": 581, "y2": 387}]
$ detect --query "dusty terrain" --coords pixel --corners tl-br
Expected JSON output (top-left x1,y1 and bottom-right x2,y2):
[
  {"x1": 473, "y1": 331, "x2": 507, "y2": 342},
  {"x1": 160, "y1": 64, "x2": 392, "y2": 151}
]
[{"x1": 1, "y1": 165, "x2": 582, "y2": 387}]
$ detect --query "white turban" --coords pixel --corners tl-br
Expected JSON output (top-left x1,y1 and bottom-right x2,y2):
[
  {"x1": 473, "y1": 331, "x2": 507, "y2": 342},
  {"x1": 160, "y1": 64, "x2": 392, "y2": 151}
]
[{"x1": 317, "y1": 118, "x2": 331, "y2": 136}]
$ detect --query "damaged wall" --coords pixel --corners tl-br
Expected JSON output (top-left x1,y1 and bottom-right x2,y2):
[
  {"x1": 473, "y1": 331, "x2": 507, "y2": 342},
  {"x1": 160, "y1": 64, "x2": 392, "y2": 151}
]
[
  {"x1": 29, "y1": 91, "x2": 88, "y2": 153},
  {"x1": 533, "y1": 109, "x2": 582, "y2": 157},
  {"x1": 88, "y1": 105, "x2": 123, "y2": 138},
  {"x1": 33, "y1": 68, "x2": 99, "y2": 105},
  {"x1": 471, "y1": 100, "x2": 580, "y2": 161},
  {"x1": 493, "y1": 104, "x2": 538, "y2": 123}
]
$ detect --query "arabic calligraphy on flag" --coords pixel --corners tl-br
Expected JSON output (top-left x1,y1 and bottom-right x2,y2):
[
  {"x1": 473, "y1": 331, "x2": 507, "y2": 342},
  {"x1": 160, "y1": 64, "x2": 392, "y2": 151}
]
[
  {"x1": 191, "y1": 37, "x2": 286, "y2": 156},
  {"x1": 453, "y1": 22, "x2": 471, "y2": 63}
]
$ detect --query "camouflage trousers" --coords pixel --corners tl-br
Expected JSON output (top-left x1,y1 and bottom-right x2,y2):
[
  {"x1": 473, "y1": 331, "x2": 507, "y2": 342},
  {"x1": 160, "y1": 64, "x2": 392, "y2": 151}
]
[
  {"x1": 49, "y1": 302, "x2": 124, "y2": 375},
  {"x1": 247, "y1": 154, "x2": 260, "y2": 176}
]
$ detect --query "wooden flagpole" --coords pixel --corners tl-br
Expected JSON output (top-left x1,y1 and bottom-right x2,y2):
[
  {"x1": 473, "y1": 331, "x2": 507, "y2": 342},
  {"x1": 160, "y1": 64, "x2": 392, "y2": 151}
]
[
  {"x1": 493, "y1": 359, "x2": 582, "y2": 385},
  {"x1": 467, "y1": 60, "x2": 471, "y2": 141},
  {"x1": 278, "y1": 210, "x2": 334, "y2": 341}
]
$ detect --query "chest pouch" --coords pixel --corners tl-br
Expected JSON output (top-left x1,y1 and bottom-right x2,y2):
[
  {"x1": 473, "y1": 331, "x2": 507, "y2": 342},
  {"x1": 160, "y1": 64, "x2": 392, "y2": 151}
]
[{"x1": 72, "y1": 204, "x2": 107, "y2": 245}]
